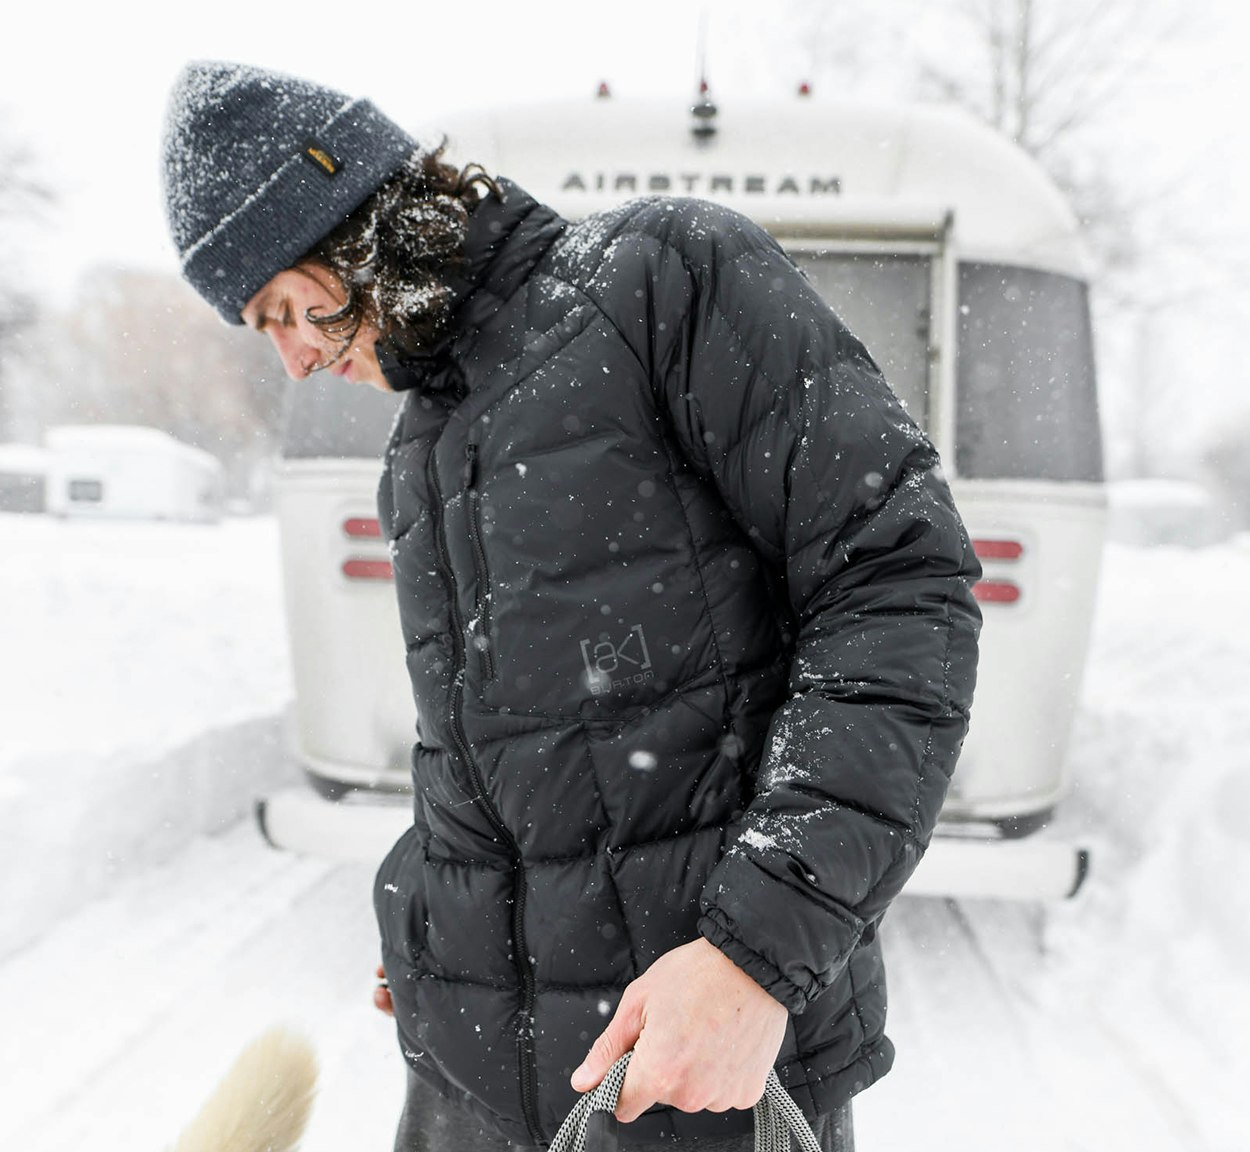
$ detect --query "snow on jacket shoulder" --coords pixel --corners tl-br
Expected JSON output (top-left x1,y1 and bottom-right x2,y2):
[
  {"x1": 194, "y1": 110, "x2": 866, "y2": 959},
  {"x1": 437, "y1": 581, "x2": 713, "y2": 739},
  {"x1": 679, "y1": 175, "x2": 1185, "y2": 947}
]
[{"x1": 374, "y1": 181, "x2": 981, "y2": 1147}]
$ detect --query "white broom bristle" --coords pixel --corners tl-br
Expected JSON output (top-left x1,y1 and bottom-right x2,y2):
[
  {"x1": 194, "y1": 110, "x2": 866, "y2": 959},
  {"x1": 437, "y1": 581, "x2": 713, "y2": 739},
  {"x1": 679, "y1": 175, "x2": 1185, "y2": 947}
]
[{"x1": 169, "y1": 1028, "x2": 319, "y2": 1152}]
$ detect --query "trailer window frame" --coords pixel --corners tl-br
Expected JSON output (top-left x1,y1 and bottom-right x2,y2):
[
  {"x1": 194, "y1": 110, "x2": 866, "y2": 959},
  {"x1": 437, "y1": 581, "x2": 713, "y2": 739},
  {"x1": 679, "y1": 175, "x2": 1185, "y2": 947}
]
[
  {"x1": 953, "y1": 261, "x2": 1103, "y2": 483},
  {"x1": 783, "y1": 237, "x2": 944, "y2": 437}
]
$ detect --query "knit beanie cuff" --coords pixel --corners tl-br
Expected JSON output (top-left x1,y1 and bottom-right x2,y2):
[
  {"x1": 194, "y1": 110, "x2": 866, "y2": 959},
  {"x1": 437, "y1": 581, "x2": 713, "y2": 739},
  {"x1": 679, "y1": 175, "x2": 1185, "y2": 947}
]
[{"x1": 178, "y1": 97, "x2": 417, "y2": 324}]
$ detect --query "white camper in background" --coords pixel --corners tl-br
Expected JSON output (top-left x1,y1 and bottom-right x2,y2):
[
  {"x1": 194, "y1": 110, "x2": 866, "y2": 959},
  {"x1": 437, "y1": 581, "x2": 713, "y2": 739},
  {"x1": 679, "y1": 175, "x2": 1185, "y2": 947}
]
[
  {"x1": 260, "y1": 91, "x2": 1105, "y2": 901},
  {"x1": 45, "y1": 425, "x2": 224, "y2": 522},
  {"x1": 0, "y1": 443, "x2": 51, "y2": 514}
]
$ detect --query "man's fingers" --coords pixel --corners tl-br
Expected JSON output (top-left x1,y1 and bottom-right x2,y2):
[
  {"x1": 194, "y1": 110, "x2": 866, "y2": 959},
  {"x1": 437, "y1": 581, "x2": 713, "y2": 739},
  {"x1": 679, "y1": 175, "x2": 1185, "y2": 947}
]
[
  {"x1": 374, "y1": 963, "x2": 394, "y2": 1016},
  {"x1": 613, "y1": 1056, "x2": 720, "y2": 1121},
  {"x1": 569, "y1": 1026, "x2": 630, "y2": 1093},
  {"x1": 573, "y1": 940, "x2": 787, "y2": 1122},
  {"x1": 570, "y1": 992, "x2": 641, "y2": 1092},
  {"x1": 612, "y1": 1061, "x2": 655, "y2": 1124}
]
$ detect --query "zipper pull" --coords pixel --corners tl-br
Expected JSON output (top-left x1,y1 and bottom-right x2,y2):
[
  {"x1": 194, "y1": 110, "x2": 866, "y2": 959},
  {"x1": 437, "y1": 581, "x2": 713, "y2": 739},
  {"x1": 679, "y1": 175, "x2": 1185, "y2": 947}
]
[{"x1": 463, "y1": 442, "x2": 478, "y2": 490}]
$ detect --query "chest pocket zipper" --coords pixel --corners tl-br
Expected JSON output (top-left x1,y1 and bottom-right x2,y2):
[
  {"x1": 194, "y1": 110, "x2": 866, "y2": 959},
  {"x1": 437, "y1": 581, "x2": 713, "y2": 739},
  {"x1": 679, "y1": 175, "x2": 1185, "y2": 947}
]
[{"x1": 463, "y1": 442, "x2": 496, "y2": 682}]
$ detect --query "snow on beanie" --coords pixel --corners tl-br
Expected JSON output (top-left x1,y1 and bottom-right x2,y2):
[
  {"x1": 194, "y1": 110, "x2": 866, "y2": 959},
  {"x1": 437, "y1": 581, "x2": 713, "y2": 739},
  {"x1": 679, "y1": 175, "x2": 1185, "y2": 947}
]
[{"x1": 161, "y1": 60, "x2": 419, "y2": 324}]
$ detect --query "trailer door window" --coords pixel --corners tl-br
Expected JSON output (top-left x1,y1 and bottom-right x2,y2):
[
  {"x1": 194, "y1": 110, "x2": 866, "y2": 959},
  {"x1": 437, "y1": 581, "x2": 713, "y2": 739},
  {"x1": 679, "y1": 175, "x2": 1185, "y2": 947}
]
[
  {"x1": 281, "y1": 375, "x2": 404, "y2": 459},
  {"x1": 791, "y1": 252, "x2": 932, "y2": 428},
  {"x1": 956, "y1": 263, "x2": 1102, "y2": 481}
]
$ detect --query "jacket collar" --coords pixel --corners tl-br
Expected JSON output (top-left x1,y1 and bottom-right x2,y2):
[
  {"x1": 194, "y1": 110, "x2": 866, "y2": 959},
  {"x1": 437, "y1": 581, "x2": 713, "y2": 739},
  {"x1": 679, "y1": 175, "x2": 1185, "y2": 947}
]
[
  {"x1": 449, "y1": 178, "x2": 567, "y2": 332},
  {"x1": 381, "y1": 178, "x2": 565, "y2": 392}
]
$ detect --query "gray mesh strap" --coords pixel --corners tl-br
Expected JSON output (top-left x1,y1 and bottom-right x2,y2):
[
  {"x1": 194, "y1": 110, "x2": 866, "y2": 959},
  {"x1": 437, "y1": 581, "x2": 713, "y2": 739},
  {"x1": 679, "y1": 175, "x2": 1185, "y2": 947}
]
[
  {"x1": 753, "y1": 1070, "x2": 822, "y2": 1152},
  {"x1": 548, "y1": 1052, "x2": 634, "y2": 1152},
  {"x1": 548, "y1": 1054, "x2": 823, "y2": 1152}
]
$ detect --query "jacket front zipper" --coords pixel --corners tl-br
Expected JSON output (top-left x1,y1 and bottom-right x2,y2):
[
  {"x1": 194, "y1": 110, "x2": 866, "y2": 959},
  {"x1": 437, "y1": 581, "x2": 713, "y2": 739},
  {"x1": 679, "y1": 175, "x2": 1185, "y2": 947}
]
[
  {"x1": 463, "y1": 442, "x2": 497, "y2": 683},
  {"x1": 428, "y1": 445, "x2": 542, "y2": 1145}
]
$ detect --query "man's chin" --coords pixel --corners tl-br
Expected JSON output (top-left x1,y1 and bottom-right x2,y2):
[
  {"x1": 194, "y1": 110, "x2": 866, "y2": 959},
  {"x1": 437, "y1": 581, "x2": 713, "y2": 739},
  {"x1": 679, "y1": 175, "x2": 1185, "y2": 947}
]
[{"x1": 335, "y1": 360, "x2": 391, "y2": 392}]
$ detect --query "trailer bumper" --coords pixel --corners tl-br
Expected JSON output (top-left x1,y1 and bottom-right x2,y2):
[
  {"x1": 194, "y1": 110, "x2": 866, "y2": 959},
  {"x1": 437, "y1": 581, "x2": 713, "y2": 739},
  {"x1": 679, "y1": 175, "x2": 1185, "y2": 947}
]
[
  {"x1": 256, "y1": 786, "x2": 413, "y2": 863},
  {"x1": 906, "y1": 828, "x2": 1090, "y2": 900}
]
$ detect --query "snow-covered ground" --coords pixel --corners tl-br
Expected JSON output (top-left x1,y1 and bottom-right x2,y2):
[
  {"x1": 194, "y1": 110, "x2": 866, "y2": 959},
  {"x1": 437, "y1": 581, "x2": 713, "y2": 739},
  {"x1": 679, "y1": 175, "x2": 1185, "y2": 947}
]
[
  {"x1": 1, "y1": 513, "x2": 1247, "y2": 1151},
  {"x1": 0, "y1": 515, "x2": 297, "y2": 955}
]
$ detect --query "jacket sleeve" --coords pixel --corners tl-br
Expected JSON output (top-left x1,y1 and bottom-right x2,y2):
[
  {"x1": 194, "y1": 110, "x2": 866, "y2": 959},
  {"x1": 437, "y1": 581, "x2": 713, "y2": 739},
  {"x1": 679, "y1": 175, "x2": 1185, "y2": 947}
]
[{"x1": 647, "y1": 210, "x2": 982, "y2": 1013}]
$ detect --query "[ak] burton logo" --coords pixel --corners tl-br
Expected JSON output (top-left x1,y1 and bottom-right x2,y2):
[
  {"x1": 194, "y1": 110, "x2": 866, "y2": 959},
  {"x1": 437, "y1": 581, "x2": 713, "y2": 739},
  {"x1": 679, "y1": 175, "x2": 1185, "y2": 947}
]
[{"x1": 580, "y1": 625, "x2": 653, "y2": 697}]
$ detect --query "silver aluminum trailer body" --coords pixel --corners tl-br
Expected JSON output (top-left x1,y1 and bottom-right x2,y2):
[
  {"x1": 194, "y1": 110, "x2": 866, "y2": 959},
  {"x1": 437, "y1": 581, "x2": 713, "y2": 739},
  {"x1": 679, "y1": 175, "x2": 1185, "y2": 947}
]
[
  {"x1": 262, "y1": 97, "x2": 1103, "y2": 901},
  {"x1": 0, "y1": 443, "x2": 51, "y2": 514}
]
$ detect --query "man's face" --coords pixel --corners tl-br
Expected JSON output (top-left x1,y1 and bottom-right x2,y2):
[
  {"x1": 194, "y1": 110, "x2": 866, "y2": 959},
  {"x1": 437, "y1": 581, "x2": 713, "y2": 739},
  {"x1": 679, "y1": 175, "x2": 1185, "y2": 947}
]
[{"x1": 241, "y1": 264, "x2": 390, "y2": 391}]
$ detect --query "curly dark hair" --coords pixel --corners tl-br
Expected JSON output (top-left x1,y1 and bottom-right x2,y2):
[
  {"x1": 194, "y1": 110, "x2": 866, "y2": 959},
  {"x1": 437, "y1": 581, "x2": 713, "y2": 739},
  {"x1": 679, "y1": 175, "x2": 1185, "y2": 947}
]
[{"x1": 299, "y1": 144, "x2": 499, "y2": 361}]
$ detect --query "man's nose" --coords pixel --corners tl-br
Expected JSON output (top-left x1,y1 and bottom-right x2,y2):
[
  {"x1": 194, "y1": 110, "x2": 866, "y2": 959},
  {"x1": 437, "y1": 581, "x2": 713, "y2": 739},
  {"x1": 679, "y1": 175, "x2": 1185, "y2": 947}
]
[{"x1": 270, "y1": 329, "x2": 313, "y2": 380}]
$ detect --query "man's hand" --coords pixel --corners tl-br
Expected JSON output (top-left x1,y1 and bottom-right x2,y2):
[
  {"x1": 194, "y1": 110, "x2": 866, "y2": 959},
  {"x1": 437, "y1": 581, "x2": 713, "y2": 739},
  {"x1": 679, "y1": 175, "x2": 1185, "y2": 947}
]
[
  {"x1": 374, "y1": 964, "x2": 394, "y2": 1016},
  {"x1": 570, "y1": 937, "x2": 788, "y2": 1122}
]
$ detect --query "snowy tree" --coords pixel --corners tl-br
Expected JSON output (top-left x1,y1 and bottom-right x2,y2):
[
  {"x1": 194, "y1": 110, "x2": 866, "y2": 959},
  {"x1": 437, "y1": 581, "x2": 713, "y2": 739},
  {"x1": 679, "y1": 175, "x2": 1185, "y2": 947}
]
[
  {"x1": 911, "y1": 0, "x2": 1184, "y2": 285},
  {"x1": 0, "y1": 110, "x2": 53, "y2": 440},
  {"x1": 746, "y1": 0, "x2": 1181, "y2": 283},
  {"x1": 18, "y1": 267, "x2": 285, "y2": 506},
  {"x1": 744, "y1": 0, "x2": 1227, "y2": 480}
]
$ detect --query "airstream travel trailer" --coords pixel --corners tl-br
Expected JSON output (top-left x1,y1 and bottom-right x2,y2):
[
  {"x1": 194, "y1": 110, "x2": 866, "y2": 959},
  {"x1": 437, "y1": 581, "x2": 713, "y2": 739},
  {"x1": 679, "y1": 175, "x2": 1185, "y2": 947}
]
[
  {"x1": 259, "y1": 94, "x2": 1105, "y2": 900},
  {"x1": 0, "y1": 443, "x2": 51, "y2": 513},
  {"x1": 45, "y1": 425, "x2": 225, "y2": 522}
]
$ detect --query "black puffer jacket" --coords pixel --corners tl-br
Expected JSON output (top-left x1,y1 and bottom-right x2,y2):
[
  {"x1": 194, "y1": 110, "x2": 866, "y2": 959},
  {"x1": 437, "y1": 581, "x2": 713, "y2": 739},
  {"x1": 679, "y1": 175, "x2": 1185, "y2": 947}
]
[{"x1": 374, "y1": 180, "x2": 981, "y2": 1146}]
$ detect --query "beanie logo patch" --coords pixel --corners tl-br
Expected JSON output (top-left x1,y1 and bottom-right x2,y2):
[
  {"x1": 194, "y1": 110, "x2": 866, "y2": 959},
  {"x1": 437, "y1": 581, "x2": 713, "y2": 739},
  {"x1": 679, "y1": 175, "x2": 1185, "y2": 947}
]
[{"x1": 301, "y1": 139, "x2": 340, "y2": 177}]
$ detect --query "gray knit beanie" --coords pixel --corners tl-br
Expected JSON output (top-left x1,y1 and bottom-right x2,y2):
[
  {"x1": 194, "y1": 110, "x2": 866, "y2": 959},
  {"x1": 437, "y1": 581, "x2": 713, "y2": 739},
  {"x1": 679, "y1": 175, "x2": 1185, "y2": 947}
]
[{"x1": 161, "y1": 60, "x2": 420, "y2": 324}]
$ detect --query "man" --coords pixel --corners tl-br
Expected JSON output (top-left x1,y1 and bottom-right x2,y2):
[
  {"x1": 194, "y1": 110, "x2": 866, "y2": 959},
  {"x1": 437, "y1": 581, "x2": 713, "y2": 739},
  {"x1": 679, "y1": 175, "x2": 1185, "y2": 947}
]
[{"x1": 162, "y1": 61, "x2": 980, "y2": 1152}]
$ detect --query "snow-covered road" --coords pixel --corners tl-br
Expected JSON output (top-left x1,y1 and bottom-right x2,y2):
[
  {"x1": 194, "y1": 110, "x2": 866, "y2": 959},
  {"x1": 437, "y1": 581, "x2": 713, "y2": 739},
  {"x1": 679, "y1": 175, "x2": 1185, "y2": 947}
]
[{"x1": 1, "y1": 515, "x2": 1246, "y2": 1151}]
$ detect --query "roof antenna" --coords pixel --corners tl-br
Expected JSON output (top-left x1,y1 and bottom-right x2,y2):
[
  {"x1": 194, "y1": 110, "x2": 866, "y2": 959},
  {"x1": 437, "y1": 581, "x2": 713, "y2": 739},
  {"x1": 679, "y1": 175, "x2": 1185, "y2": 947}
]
[{"x1": 690, "y1": 7, "x2": 718, "y2": 142}]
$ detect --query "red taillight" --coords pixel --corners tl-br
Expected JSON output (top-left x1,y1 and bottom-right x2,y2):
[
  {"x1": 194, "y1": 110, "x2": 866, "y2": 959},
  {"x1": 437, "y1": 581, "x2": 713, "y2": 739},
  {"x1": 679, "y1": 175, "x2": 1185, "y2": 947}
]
[
  {"x1": 973, "y1": 580, "x2": 1020, "y2": 604},
  {"x1": 343, "y1": 517, "x2": 381, "y2": 538},
  {"x1": 342, "y1": 559, "x2": 393, "y2": 581},
  {"x1": 972, "y1": 538, "x2": 1024, "y2": 561}
]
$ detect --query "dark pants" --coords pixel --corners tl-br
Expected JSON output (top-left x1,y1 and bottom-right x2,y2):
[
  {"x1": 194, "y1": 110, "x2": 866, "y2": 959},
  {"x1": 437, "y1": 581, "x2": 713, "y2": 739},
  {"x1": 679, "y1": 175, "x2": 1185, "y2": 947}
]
[{"x1": 394, "y1": 1070, "x2": 855, "y2": 1152}]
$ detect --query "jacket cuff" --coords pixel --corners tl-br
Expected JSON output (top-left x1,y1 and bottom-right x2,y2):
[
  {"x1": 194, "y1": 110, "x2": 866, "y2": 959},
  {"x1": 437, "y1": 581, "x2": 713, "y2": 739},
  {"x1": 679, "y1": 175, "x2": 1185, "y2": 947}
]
[{"x1": 697, "y1": 910, "x2": 811, "y2": 1015}]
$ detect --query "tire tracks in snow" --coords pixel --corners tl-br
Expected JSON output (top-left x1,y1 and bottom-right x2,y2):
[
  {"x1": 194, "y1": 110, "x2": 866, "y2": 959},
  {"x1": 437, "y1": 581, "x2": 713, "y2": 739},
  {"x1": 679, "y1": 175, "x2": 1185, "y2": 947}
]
[{"x1": 0, "y1": 822, "x2": 349, "y2": 1151}]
